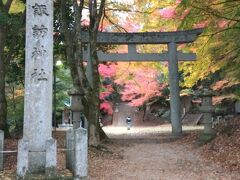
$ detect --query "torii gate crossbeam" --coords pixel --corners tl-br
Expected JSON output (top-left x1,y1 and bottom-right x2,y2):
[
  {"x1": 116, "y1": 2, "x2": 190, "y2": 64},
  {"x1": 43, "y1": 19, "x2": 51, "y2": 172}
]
[{"x1": 82, "y1": 28, "x2": 203, "y2": 44}]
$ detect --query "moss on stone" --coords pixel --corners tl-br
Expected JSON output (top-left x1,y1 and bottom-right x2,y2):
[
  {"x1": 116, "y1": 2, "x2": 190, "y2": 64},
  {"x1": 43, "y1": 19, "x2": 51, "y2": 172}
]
[
  {"x1": 198, "y1": 133, "x2": 216, "y2": 146},
  {"x1": 16, "y1": 173, "x2": 74, "y2": 180}
]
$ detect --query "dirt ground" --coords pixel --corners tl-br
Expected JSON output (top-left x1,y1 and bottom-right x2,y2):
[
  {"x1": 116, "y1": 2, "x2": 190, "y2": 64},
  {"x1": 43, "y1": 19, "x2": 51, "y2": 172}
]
[
  {"x1": 2, "y1": 127, "x2": 239, "y2": 180},
  {"x1": 89, "y1": 103, "x2": 240, "y2": 179},
  {"x1": 1, "y1": 104, "x2": 240, "y2": 179},
  {"x1": 89, "y1": 120, "x2": 239, "y2": 180},
  {"x1": 92, "y1": 128, "x2": 239, "y2": 180}
]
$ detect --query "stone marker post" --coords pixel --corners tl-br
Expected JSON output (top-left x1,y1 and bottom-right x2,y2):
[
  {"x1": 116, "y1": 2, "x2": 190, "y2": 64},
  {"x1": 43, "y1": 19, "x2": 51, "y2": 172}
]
[
  {"x1": 66, "y1": 129, "x2": 74, "y2": 171},
  {"x1": 17, "y1": 0, "x2": 56, "y2": 175},
  {"x1": 168, "y1": 42, "x2": 182, "y2": 136},
  {"x1": 74, "y1": 128, "x2": 88, "y2": 179},
  {"x1": 66, "y1": 89, "x2": 88, "y2": 175},
  {"x1": 0, "y1": 130, "x2": 4, "y2": 171},
  {"x1": 17, "y1": 139, "x2": 29, "y2": 177}
]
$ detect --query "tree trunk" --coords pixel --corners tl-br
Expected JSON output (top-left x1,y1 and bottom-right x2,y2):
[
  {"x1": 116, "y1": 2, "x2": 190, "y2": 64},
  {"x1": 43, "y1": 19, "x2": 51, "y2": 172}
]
[
  {"x1": 60, "y1": 0, "x2": 108, "y2": 146},
  {"x1": 87, "y1": 90, "x2": 100, "y2": 145},
  {"x1": 0, "y1": 27, "x2": 8, "y2": 134}
]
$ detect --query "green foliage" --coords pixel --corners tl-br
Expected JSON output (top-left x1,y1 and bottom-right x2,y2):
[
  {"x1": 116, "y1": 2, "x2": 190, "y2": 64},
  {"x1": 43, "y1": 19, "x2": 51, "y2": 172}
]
[
  {"x1": 6, "y1": 85, "x2": 24, "y2": 136},
  {"x1": 5, "y1": 34, "x2": 25, "y2": 135},
  {"x1": 234, "y1": 88, "x2": 240, "y2": 100},
  {"x1": 198, "y1": 133, "x2": 216, "y2": 145},
  {"x1": 2, "y1": 0, "x2": 25, "y2": 134},
  {"x1": 0, "y1": 0, "x2": 25, "y2": 25},
  {"x1": 0, "y1": 9, "x2": 8, "y2": 26},
  {"x1": 55, "y1": 66, "x2": 73, "y2": 111}
]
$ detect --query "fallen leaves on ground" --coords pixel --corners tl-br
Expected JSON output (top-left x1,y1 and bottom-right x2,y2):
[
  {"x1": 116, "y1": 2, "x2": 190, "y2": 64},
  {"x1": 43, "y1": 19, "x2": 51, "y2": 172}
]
[
  {"x1": 1, "y1": 116, "x2": 240, "y2": 178},
  {"x1": 200, "y1": 116, "x2": 240, "y2": 172}
]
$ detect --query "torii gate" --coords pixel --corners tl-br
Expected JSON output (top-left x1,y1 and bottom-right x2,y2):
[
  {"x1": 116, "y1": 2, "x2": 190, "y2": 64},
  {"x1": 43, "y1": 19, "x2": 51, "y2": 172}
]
[{"x1": 82, "y1": 28, "x2": 203, "y2": 136}]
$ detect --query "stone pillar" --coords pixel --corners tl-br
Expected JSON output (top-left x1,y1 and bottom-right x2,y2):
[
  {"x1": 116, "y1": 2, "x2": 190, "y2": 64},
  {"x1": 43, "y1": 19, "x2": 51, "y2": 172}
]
[
  {"x1": 17, "y1": 0, "x2": 56, "y2": 174},
  {"x1": 168, "y1": 42, "x2": 182, "y2": 136},
  {"x1": 68, "y1": 90, "x2": 85, "y2": 129},
  {"x1": 66, "y1": 129, "x2": 74, "y2": 171},
  {"x1": 17, "y1": 139, "x2": 29, "y2": 178},
  {"x1": 0, "y1": 130, "x2": 4, "y2": 171},
  {"x1": 74, "y1": 128, "x2": 88, "y2": 179},
  {"x1": 199, "y1": 89, "x2": 215, "y2": 134}
]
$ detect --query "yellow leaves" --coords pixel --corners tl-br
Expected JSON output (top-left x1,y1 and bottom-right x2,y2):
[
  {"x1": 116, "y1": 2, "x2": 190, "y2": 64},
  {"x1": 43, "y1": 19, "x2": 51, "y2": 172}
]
[
  {"x1": 9, "y1": 0, "x2": 25, "y2": 14},
  {"x1": 180, "y1": 53, "x2": 224, "y2": 88}
]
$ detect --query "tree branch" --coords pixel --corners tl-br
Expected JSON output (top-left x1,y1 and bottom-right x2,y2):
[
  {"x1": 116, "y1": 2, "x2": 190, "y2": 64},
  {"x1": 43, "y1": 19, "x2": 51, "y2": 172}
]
[
  {"x1": 105, "y1": 7, "x2": 152, "y2": 14},
  {"x1": 4, "y1": 0, "x2": 13, "y2": 12},
  {"x1": 210, "y1": 0, "x2": 240, "y2": 6},
  {"x1": 103, "y1": 14, "x2": 128, "y2": 32},
  {"x1": 60, "y1": 0, "x2": 72, "y2": 44},
  {"x1": 0, "y1": 0, "x2": 3, "y2": 8},
  {"x1": 190, "y1": 2, "x2": 240, "y2": 22},
  {"x1": 96, "y1": 0, "x2": 105, "y2": 28},
  {"x1": 201, "y1": 21, "x2": 238, "y2": 37},
  {"x1": 78, "y1": 0, "x2": 84, "y2": 14},
  {"x1": 73, "y1": 0, "x2": 89, "y2": 92}
]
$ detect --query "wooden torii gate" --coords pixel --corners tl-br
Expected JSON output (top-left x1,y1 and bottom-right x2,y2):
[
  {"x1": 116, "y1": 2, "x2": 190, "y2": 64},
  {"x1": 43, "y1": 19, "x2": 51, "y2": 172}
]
[{"x1": 82, "y1": 28, "x2": 203, "y2": 136}]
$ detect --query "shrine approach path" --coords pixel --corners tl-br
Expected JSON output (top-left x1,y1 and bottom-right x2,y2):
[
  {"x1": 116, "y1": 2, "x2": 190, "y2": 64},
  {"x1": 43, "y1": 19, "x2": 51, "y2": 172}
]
[{"x1": 95, "y1": 103, "x2": 239, "y2": 180}]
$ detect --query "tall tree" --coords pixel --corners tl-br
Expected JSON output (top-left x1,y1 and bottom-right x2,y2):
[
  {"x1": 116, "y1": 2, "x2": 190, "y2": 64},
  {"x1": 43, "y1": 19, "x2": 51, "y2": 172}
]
[
  {"x1": 87, "y1": 0, "x2": 106, "y2": 145},
  {"x1": 0, "y1": 0, "x2": 25, "y2": 135},
  {"x1": 60, "y1": 0, "x2": 107, "y2": 146}
]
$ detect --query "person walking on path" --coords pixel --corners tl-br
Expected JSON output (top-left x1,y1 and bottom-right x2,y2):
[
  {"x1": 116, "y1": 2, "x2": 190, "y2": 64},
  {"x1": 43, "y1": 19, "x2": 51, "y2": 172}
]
[{"x1": 126, "y1": 116, "x2": 132, "y2": 130}]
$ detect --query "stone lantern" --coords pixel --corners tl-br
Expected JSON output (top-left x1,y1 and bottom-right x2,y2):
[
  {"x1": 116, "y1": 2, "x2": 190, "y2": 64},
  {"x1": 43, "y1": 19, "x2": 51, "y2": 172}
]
[
  {"x1": 68, "y1": 89, "x2": 85, "y2": 129},
  {"x1": 198, "y1": 88, "x2": 215, "y2": 135}
]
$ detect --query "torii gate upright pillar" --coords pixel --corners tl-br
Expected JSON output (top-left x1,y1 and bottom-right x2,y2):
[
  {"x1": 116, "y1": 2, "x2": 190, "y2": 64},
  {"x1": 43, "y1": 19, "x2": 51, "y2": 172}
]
[{"x1": 168, "y1": 42, "x2": 182, "y2": 135}]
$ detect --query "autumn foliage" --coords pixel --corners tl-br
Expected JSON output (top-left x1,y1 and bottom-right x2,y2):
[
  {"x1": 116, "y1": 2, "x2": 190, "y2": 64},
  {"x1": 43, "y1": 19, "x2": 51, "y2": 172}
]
[
  {"x1": 114, "y1": 62, "x2": 167, "y2": 106},
  {"x1": 98, "y1": 61, "x2": 167, "y2": 113},
  {"x1": 99, "y1": 63, "x2": 117, "y2": 115}
]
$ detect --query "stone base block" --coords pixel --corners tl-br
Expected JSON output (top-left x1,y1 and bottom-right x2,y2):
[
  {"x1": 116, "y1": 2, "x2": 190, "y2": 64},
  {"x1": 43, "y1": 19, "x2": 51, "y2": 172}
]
[
  {"x1": 74, "y1": 176, "x2": 88, "y2": 180},
  {"x1": 28, "y1": 151, "x2": 46, "y2": 173},
  {"x1": 17, "y1": 138, "x2": 57, "y2": 178}
]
